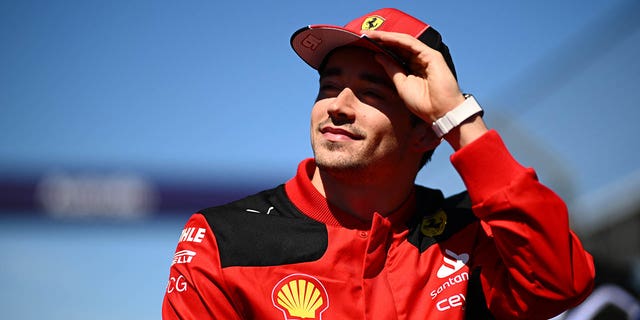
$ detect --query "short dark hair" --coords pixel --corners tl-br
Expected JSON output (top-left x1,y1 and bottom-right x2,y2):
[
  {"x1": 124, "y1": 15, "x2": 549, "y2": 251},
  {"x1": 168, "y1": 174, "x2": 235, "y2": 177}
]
[{"x1": 410, "y1": 114, "x2": 435, "y2": 169}]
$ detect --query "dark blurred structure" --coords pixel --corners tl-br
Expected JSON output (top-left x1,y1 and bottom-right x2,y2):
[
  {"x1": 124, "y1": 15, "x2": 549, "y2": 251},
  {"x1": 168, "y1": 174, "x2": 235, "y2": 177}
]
[{"x1": 0, "y1": 170, "x2": 264, "y2": 218}]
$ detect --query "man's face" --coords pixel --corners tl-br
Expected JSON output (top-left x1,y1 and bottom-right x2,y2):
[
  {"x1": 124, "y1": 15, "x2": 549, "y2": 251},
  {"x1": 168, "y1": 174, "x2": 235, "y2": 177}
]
[{"x1": 310, "y1": 46, "x2": 421, "y2": 176}]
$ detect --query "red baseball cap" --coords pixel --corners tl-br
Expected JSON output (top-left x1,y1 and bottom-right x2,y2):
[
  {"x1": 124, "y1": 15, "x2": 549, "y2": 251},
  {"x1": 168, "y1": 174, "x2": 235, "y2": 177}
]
[{"x1": 290, "y1": 8, "x2": 457, "y2": 78}]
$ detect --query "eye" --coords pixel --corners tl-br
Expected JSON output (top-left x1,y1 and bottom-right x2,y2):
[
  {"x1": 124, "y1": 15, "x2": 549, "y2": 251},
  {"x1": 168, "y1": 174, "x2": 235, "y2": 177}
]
[
  {"x1": 320, "y1": 84, "x2": 338, "y2": 92},
  {"x1": 362, "y1": 89, "x2": 383, "y2": 100},
  {"x1": 317, "y1": 82, "x2": 342, "y2": 99},
  {"x1": 357, "y1": 87, "x2": 389, "y2": 104}
]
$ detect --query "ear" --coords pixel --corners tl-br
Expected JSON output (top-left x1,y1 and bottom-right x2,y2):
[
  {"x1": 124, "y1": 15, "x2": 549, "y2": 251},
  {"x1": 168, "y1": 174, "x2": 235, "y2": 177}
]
[{"x1": 410, "y1": 121, "x2": 441, "y2": 153}]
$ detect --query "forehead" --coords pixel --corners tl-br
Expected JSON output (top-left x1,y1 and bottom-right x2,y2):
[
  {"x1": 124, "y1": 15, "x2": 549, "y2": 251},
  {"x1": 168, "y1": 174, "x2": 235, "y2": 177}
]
[{"x1": 319, "y1": 46, "x2": 395, "y2": 91}]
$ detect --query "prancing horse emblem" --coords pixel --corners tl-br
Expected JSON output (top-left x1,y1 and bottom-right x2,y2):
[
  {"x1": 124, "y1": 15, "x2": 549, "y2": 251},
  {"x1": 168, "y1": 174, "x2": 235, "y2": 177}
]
[
  {"x1": 421, "y1": 209, "x2": 447, "y2": 237},
  {"x1": 362, "y1": 16, "x2": 385, "y2": 30}
]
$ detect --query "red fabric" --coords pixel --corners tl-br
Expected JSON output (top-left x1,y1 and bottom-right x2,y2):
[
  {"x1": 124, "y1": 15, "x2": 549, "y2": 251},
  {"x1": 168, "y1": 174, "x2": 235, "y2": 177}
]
[{"x1": 162, "y1": 131, "x2": 594, "y2": 319}]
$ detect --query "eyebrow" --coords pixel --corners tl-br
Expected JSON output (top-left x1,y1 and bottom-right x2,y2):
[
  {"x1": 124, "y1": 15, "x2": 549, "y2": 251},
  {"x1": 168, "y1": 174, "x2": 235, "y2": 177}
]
[{"x1": 320, "y1": 67, "x2": 395, "y2": 91}]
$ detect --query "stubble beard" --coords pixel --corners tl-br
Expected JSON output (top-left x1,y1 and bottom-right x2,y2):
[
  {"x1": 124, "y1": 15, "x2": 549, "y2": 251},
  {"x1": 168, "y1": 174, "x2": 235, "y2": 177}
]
[
  {"x1": 312, "y1": 138, "x2": 383, "y2": 185},
  {"x1": 312, "y1": 119, "x2": 371, "y2": 174},
  {"x1": 314, "y1": 142, "x2": 365, "y2": 171}
]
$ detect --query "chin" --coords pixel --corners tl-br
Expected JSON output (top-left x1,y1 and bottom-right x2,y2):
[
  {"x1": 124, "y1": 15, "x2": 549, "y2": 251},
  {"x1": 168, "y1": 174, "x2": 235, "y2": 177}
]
[
  {"x1": 314, "y1": 152, "x2": 369, "y2": 173},
  {"x1": 311, "y1": 140, "x2": 380, "y2": 173}
]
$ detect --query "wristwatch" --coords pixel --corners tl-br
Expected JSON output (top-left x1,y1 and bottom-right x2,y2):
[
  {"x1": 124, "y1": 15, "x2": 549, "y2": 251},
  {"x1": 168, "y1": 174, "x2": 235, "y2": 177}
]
[{"x1": 431, "y1": 94, "x2": 483, "y2": 138}]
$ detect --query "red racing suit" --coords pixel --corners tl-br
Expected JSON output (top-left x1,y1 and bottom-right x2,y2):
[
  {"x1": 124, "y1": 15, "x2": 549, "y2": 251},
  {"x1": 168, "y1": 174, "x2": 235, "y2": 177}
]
[{"x1": 162, "y1": 131, "x2": 595, "y2": 319}]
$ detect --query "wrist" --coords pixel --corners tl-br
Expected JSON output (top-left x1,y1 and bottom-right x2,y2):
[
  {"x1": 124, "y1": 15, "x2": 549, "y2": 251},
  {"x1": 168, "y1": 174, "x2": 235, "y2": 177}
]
[
  {"x1": 444, "y1": 115, "x2": 488, "y2": 150},
  {"x1": 431, "y1": 94, "x2": 484, "y2": 138}
]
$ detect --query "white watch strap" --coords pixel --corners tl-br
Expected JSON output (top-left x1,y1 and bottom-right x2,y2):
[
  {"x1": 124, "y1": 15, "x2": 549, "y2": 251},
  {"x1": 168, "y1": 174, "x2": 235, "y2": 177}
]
[{"x1": 431, "y1": 95, "x2": 483, "y2": 138}]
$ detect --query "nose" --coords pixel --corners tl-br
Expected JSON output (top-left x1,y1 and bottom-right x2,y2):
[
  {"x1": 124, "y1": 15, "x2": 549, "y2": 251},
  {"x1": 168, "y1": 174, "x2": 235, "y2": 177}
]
[{"x1": 327, "y1": 88, "x2": 357, "y2": 122}]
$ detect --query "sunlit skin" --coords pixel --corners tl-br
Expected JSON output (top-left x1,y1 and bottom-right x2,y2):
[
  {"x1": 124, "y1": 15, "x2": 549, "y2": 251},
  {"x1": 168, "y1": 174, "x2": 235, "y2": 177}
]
[
  {"x1": 309, "y1": 31, "x2": 489, "y2": 222},
  {"x1": 310, "y1": 46, "x2": 435, "y2": 221},
  {"x1": 311, "y1": 46, "x2": 429, "y2": 180}
]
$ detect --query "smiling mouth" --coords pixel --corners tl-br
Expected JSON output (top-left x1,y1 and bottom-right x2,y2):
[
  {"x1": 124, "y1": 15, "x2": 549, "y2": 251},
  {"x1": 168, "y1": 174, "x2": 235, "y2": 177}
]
[{"x1": 320, "y1": 126, "x2": 365, "y2": 141}]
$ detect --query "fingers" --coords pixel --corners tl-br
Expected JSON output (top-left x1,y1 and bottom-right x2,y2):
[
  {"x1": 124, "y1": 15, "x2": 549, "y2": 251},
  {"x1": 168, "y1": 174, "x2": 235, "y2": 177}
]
[
  {"x1": 365, "y1": 29, "x2": 464, "y2": 122},
  {"x1": 364, "y1": 30, "x2": 453, "y2": 82},
  {"x1": 363, "y1": 30, "x2": 438, "y2": 61}
]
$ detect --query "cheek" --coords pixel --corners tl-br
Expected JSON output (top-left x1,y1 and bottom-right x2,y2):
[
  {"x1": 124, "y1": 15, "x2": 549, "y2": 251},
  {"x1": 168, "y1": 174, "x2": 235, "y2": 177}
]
[
  {"x1": 368, "y1": 108, "x2": 401, "y2": 134},
  {"x1": 309, "y1": 102, "x2": 328, "y2": 136},
  {"x1": 310, "y1": 104, "x2": 322, "y2": 127},
  {"x1": 386, "y1": 109, "x2": 414, "y2": 133},
  {"x1": 310, "y1": 98, "x2": 337, "y2": 126}
]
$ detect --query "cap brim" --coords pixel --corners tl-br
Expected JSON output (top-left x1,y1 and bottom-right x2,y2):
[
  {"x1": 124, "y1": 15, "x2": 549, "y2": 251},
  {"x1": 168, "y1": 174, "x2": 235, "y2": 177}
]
[{"x1": 290, "y1": 25, "x2": 403, "y2": 70}]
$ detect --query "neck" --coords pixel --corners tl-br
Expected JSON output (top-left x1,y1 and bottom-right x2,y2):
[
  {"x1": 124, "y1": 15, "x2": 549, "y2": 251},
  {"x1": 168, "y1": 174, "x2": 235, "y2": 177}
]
[{"x1": 310, "y1": 164, "x2": 416, "y2": 222}]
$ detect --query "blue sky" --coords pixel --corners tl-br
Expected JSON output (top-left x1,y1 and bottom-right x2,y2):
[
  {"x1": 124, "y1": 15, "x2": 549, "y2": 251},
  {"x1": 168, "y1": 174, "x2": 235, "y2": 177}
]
[
  {"x1": 1, "y1": 0, "x2": 639, "y2": 209},
  {"x1": 2, "y1": 0, "x2": 638, "y2": 200},
  {"x1": 1, "y1": 1, "x2": 639, "y2": 319},
  {"x1": 1, "y1": 0, "x2": 639, "y2": 201}
]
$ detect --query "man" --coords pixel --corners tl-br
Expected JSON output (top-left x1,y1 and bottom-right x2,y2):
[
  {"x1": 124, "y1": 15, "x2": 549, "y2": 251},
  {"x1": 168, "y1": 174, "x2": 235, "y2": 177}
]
[{"x1": 162, "y1": 8, "x2": 595, "y2": 319}]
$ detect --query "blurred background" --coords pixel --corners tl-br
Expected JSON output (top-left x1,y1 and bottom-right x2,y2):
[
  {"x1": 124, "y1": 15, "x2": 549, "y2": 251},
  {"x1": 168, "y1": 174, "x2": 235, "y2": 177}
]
[{"x1": 1, "y1": 0, "x2": 639, "y2": 319}]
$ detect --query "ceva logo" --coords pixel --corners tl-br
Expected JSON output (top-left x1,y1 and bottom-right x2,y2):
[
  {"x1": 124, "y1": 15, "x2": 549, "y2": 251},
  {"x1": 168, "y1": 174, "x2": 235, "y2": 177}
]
[{"x1": 437, "y1": 249, "x2": 469, "y2": 278}]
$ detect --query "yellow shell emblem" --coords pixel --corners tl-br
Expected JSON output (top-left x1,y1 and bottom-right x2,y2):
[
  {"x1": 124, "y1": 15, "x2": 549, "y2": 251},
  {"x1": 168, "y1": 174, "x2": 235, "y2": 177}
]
[
  {"x1": 272, "y1": 274, "x2": 329, "y2": 319},
  {"x1": 421, "y1": 209, "x2": 447, "y2": 237},
  {"x1": 361, "y1": 15, "x2": 385, "y2": 30}
]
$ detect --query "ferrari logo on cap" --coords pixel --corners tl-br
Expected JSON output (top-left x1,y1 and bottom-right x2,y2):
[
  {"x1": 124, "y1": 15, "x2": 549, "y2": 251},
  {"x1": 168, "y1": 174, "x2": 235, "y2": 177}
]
[
  {"x1": 362, "y1": 15, "x2": 385, "y2": 30},
  {"x1": 421, "y1": 209, "x2": 447, "y2": 237}
]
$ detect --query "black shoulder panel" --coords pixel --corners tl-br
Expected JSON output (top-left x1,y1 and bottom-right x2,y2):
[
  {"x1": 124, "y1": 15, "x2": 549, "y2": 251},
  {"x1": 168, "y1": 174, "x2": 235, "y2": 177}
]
[
  {"x1": 199, "y1": 185, "x2": 328, "y2": 268},
  {"x1": 406, "y1": 187, "x2": 478, "y2": 252},
  {"x1": 438, "y1": 191, "x2": 478, "y2": 239}
]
